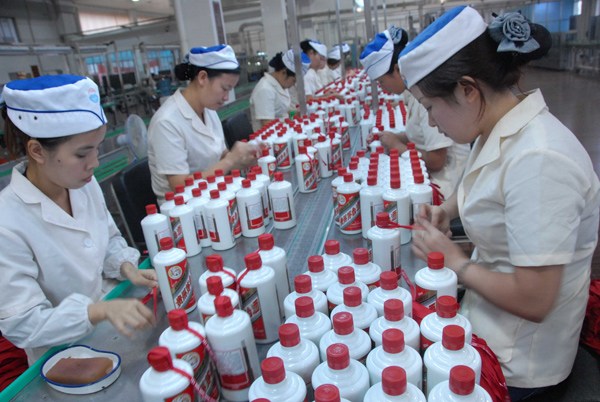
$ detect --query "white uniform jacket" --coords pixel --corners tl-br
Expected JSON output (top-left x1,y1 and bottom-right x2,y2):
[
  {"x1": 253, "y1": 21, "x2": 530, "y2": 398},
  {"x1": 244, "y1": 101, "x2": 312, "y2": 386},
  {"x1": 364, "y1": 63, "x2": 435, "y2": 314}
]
[
  {"x1": 304, "y1": 68, "x2": 324, "y2": 96},
  {"x1": 0, "y1": 162, "x2": 140, "y2": 362},
  {"x1": 148, "y1": 88, "x2": 227, "y2": 204},
  {"x1": 250, "y1": 74, "x2": 291, "y2": 131},
  {"x1": 457, "y1": 89, "x2": 600, "y2": 388},
  {"x1": 404, "y1": 90, "x2": 470, "y2": 197}
]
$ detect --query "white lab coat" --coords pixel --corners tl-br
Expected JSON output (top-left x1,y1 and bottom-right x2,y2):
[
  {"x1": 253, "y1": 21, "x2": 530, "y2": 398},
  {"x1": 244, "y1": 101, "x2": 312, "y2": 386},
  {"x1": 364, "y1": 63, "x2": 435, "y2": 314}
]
[
  {"x1": 249, "y1": 73, "x2": 291, "y2": 131},
  {"x1": 304, "y1": 68, "x2": 324, "y2": 96},
  {"x1": 148, "y1": 88, "x2": 227, "y2": 204},
  {"x1": 457, "y1": 90, "x2": 600, "y2": 388},
  {"x1": 0, "y1": 162, "x2": 140, "y2": 363}
]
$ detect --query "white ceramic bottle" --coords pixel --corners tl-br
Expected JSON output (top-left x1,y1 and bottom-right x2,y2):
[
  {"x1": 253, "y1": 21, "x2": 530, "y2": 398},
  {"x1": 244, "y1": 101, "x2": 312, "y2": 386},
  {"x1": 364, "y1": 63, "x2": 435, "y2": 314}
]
[
  {"x1": 336, "y1": 173, "x2": 362, "y2": 234},
  {"x1": 258, "y1": 233, "x2": 290, "y2": 320},
  {"x1": 141, "y1": 204, "x2": 172, "y2": 261},
  {"x1": 236, "y1": 179, "x2": 266, "y2": 238},
  {"x1": 370, "y1": 299, "x2": 420, "y2": 351},
  {"x1": 139, "y1": 346, "x2": 194, "y2": 402},
  {"x1": 312, "y1": 343, "x2": 370, "y2": 402},
  {"x1": 283, "y1": 274, "x2": 328, "y2": 319},
  {"x1": 367, "y1": 212, "x2": 402, "y2": 274},
  {"x1": 159, "y1": 191, "x2": 176, "y2": 216},
  {"x1": 326, "y1": 266, "x2": 369, "y2": 312},
  {"x1": 186, "y1": 187, "x2": 212, "y2": 248},
  {"x1": 319, "y1": 311, "x2": 372, "y2": 363},
  {"x1": 366, "y1": 328, "x2": 423, "y2": 389},
  {"x1": 303, "y1": 255, "x2": 337, "y2": 294},
  {"x1": 204, "y1": 189, "x2": 236, "y2": 251},
  {"x1": 205, "y1": 296, "x2": 261, "y2": 402},
  {"x1": 330, "y1": 168, "x2": 347, "y2": 226},
  {"x1": 285, "y1": 296, "x2": 331, "y2": 346},
  {"x1": 423, "y1": 325, "x2": 482, "y2": 397},
  {"x1": 367, "y1": 270, "x2": 413, "y2": 318},
  {"x1": 360, "y1": 175, "x2": 385, "y2": 238},
  {"x1": 420, "y1": 295, "x2": 472, "y2": 352},
  {"x1": 314, "y1": 135, "x2": 333, "y2": 178},
  {"x1": 409, "y1": 172, "x2": 432, "y2": 221},
  {"x1": 350, "y1": 247, "x2": 382, "y2": 290},
  {"x1": 248, "y1": 170, "x2": 271, "y2": 225},
  {"x1": 258, "y1": 147, "x2": 277, "y2": 180},
  {"x1": 248, "y1": 356, "x2": 307, "y2": 402},
  {"x1": 414, "y1": 252, "x2": 457, "y2": 308},
  {"x1": 268, "y1": 172, "x2": 297, "y2": 230},
  {"x1": 330, "y1": 286, "x2": 378, "y2": 333},
  {"x1": 313, "y1": 384, "x2": 351, "y2": 402},
  {"x1": 296, "y1": 145, "x2": 318, "y2": 193},
  {"x1": 266, "y1": 323, "x2": 320, "y2": 386},
  {"x1": 158, "y1": 309, "x2": 220, "y2": 400},
  {"x1": 152, "y1": 237, "x2": 196, "y2": 313},
  {"x1": 428, "y1": 365, "x2": 492, "y2": 402},
  {"x1": 217, "y1": 181, "x2": 242, "y2": 239},
  {"x1": 273, "y1": 131, "x2": 293, "y2": 170},
  {"x1": 321, "y1": 240, "x2": 352, "y2": 273},
  {"x1": 169, "y1": 195, "x2": 201, "y2": 257},
  {"x1": 198, "y1": 253, "x2": 237, "y2": 295},
  {"x1": 197, "y1": 276, "x2": 240, "y2": 325},
  {"x1": 237, "y1": 252, "x2": 281, "y2": 343},
  {"x1": 363, "y1": 366, "x2": 427, "y2": 402}
]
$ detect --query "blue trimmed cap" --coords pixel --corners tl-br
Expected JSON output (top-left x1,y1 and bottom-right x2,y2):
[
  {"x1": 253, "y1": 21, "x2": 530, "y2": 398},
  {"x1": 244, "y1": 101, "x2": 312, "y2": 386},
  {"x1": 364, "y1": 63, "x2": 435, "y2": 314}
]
[
  {"x1": 399, "y1": 6, "x2": 487, "y2": 88},
  {"x1": 308, "y1": 40, "x2": 327, "y2": 57},
  {"x1": 359, "y1": 30, "x2": 394, "y2": 81},
  {"x1": 341, "y1": 43, "x2": 351, "y2": 54},
  {"x1": 2, "y1": 74, "x2": 106, "y2": 138},
  {"x1": 328, "y1": 45, "x2": 342, "y2": 61},
  {"x1": 188, "y1": 44, "x2": 239, "y2": 70},
  {"x1": 282, "y1": 49, "x2": 311, "y2": 75}
]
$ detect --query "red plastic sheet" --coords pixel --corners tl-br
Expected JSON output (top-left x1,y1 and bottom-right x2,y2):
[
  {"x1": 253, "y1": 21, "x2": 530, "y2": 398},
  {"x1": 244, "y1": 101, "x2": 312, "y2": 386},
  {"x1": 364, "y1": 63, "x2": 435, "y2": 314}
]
[
  {"x1": 0, "y1": 335, "x2": 28, "y2": 391},
  {"x1": 580, "y1": 279, "x2": 600, "y2": 355}
]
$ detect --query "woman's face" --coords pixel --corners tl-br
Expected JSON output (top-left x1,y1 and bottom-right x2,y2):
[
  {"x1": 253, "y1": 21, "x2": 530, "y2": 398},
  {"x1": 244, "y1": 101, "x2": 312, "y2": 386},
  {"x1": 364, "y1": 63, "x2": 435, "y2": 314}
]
[
  {"x1": 308, "y1": 49, "x2": 326, "y2": 70},
  {"x1": 200, "y1": 72, "x2": 240, "y2": 110},
  {"x1": 282, "y1": 73, "x2": 297, "y2": 89},
  {"x1": 40, "y1": 126, "x2": 106, "y2": 190},
  {"x1": 378, "y1": 65, "x2": 406, "y2": 94},
  {"x1": 410, "y1": 84, "x2": 480, "y2": 144}
]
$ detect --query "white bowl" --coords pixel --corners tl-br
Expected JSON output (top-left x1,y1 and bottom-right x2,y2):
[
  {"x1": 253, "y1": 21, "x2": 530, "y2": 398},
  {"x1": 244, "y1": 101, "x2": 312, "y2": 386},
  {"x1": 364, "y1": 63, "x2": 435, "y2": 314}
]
[{"x1": 40, "y1": 345, "x2": 121, "y2": 395}]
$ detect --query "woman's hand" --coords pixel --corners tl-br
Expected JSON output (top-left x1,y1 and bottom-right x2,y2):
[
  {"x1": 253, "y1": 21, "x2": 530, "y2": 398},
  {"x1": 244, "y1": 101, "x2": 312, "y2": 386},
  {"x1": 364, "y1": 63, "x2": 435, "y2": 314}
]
[
  {"x1": 226, "y1": 141, "x2": 260, "y2": 169},
  {"x1": 88, "y1": 299, "x2": 156, "y2": 338},
  {"x1": 121, "y1": 262, "x2": 158, "y2": 288},
  {"x1": 416, "y1": 204, "x2": 452, "y2": 236},
  {"x1": 412, "y1": 217, "x2": 466, "y2": 268},
  {"x1": 379, "y1": 132, "x2": 406, "y2": 153}
]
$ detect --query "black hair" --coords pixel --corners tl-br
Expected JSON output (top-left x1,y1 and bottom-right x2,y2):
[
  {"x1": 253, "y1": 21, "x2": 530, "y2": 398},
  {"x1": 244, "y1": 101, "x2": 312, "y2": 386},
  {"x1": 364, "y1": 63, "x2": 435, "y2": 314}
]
[
  {"x1": 327, "y1": 58, "x2": 341, "y2": 68},
  {"x1": 416, "y1": 22, "x2": 552, "y2": 105},
  {"x1": 386, "y1": 28, "x2": 409, "y2": 75},
  {"x1": 300, "y1": 40, "x2": 315, "y2": 54},
  {"x1": 173, "y1": 62, "x2": 241, "y2": 81},
  {"x1": 2, "y1": 106, "x2": 72, "y2": 159},
  {"x1": 269, "y1": 52, "x2": 295, "y2": 77}
]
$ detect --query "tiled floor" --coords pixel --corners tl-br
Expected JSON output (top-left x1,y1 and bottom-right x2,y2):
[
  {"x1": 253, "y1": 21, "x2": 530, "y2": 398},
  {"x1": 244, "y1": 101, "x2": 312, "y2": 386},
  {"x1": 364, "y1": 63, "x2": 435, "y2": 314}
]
[{"x1": 521, "y1": 67, "x2": 600, "y2": 279}]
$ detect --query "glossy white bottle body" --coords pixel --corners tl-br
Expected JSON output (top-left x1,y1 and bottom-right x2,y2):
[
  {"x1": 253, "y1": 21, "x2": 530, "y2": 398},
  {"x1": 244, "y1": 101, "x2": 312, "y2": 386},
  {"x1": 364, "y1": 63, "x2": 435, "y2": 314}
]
[
  {"x1": 337, "y1": 178, "x2": 362, "y2": 234},
  {"x1": 152, "y1": 247, "x2": 196, "y2": 313},
  {"x1": 360, "y1": 185, "x2": 385, "y2": 238},
  {"x1": 314, "y1": 140, "x2": 333, "y2": 178},
  {"x1": 268, "y1": 179, "x2": 297, "y2": 229},
  {"x1": 322, "y1": 251, "x2": 352, "y2": 273},
  {"x1": 424, "y1": 343, "x2": 482, "y2": 397},
  {"x1": 319, "y1": 328, "x2": 372, "y2": 363},
  {"x1": 331, "y1": 302, "x2": 378, "y2": 332},
  {"x1": 366, "y1": 345, "x2": 423, "y2": 389},
  {"x1": 414, "y1": 267, "x2": 457, "y2": 307},
  {"x1": 303, "y1": 268, "x2": 337, "y2": 294},
  {"x1": 141, "y1": 211, "x2": 172, "y2": 261},
  {"x1": 369, "y1": 316, "x2": 420, "y2": 351},
  {"x1": 197, "y1": 288, "x2": 240, "y2": 324},
  {"x1": 428, "y1": 381, "x2": 492, "y2": 402},
  {"x1": 295, "y1": 153, "x2": 317, "y2": 193},
  {"x1": 351, "y1": 261, "x2": 382, "y2": 290},
  {"x1": 363, "y1": 382, "x2": 426, "y2": 402},
  {"x1": 368, "y1": 288, "x2": 413, "y2": 318},
  {"x1": 139, "y1": 358, "x2": 194, "y2": 402},
  {"x1": 258, "y1": 246, "x2": 290, "y2": 320},
  {"x1": 266, "y1": 339, "x2": 320, "y2": 385},
  {"x1": 420, "y1": 312, "x2": 473, "y2": 350},
  {"x1": 204, "y1": 195, "x2": 236, "y2": 250},
  {"x1": 285, "y1": 310, "x2": 331, "y2": 346},
  {"x1": 236, "y1": 186, "x2": 266, "y2": 237},
  {"x1": 367, "y1": 225, "x2": 402, "y2": 274},
  {"x1": 382, "y1": 188, "x2": 411, "y2": 245},
  {"x1": 326, "y1": 281, "x2": 369, "y2": 311},
  {"x1": 311, "y1": 359, "x2": 370, "y2": 402},
  {"x1": 284, "y1": 289, "x2": 328, "y2": 320},
  {"x1": 198, "y1": 267, "x2": 237, "y2": 295},
  {"x1": 186, "y1": 196, "x2": 212, "y2": 248},
  {"x1": 169, "y1": 202, "x2": 201, "y2": 257},
  {"x1": 248, "y1": 370, "x2": 307, "y2": 402}
]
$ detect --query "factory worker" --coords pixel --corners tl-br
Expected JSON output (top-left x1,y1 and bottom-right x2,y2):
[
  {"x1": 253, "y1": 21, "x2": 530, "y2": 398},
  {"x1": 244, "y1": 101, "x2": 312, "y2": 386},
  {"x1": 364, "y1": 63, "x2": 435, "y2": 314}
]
[
  {"x1": 325, "y1": 45, "x2": 343, "y2": 83},
  {"x1": 250, "y1": 49, "x2": 310, "y2": 131},
  {"x1": 0, "y1": 75, "x2": 157, "y2": 364},
  {"x1": 403, "y1": 7, "x2": 600, "y2": 400},
  {"x1": 300, "y1": 39, "x2": 328, "y2": 96},
  {"x1": 360, "y1": 26, "x2": 469, "y2": 198},
  {"x1": 148, "y1": 45, "x2": 260, "y2": 204}
]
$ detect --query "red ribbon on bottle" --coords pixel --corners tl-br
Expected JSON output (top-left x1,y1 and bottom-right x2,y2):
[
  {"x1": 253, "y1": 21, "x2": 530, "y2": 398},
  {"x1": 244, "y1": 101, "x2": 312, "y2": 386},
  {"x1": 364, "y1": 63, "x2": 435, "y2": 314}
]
[
  {"x1": 376, "y1": 220, "x2": 424, "y2": 231},
  {"x1": 169, "y1": 359, "x2": 218, "y2": 402},
  {"x1": 140, "y1": 286, "x2": 159, "y2": 320}
]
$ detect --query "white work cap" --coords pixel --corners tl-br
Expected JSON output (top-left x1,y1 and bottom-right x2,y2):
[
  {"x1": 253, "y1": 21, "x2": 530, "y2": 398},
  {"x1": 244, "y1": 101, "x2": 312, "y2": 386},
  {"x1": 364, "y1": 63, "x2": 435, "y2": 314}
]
[
  {"x1": 399, "y1": 6, "x2": 487, "y2": 88},
  {"x1": 282, "y1": 49, "x2": 311, "y2": 75},
  {"x1": 341, "y1": 43, "x2": 351, "y2": 53},
  {"x1": 359, "y1": 30, "x2": 394, "y2": 81},
  {"x1": 328, "y1": 45, "x2": 342, "y2": 61},
  {"x1": 2, "y1": 74, "x2": 106, "y2": 138},
  {"x1": 308, "y1": 40, "x2": 327, "y2": 57},
  {"x1": 187, "y1": 44, "x2": 239, "y2": 70}
]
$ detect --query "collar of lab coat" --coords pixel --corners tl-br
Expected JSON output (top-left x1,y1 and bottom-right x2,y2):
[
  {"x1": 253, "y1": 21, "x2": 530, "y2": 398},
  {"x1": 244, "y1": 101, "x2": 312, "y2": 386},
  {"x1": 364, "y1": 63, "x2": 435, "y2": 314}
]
[
  {"x1": 11, "y1": 161, "x2": 91, "y2": 232},
  {"x1": 173, "y1": 88, "x2": 214, "y2": 138},
  {"x1": 463, "y1": 89, "x2": 546, "y2": 178}
]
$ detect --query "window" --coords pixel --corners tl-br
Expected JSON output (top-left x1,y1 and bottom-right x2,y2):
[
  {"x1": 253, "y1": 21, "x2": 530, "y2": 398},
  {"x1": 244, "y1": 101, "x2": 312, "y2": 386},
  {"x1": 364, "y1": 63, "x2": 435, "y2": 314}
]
[
  {"x1": 78, "y1": 10, "x2": 130, "y2": 34},
  {"x1": 574, "y1": 0, "x2": 582, "y2": 16},
  {"x1": 0, "y1": 17, "x2": 19, "y2": 43}
]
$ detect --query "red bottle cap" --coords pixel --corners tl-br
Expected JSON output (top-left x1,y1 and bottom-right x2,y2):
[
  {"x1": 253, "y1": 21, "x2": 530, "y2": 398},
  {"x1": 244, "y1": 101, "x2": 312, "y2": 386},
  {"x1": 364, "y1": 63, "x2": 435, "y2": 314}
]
[
  {"x1": 295, "y1": 296, "x2": 315, "y2": 318},
  {"x1": 376, "y1": 146, "x2": 385, "y2": 154},
  {"x1": 449, "y1": 365, "x2": 476, "y2": 395},
  {"x1": 274, "y1": 172, "x2": 284, "y2": 182},
  {"x1": 332, "y1": 312, "x2": 354, "y2": 335},
  {"x1": 428, "y1": 252, "x2": 445, "y2": 269},
  {"x1": 390, "y1": 177, "x2": 401, "y2": 190},
  {"x1": 232, "y1": 169, "x2": 241, "y2": 177},
  {"x1": 214, "y1": 296, "x2": 234, "y2": 317},
  {"x1": 413, "y1": 172, "x2": 425, "y2": 184},
  {"x1": 279, "y1": 323, "x2": 301, "y2": 347},
  {"x1": 367, "y1": 175, "x2": 377, "y2": 186},
  {"x1": 191, "y1": 188, "x2": 201, "y2": 198},
  {"x1": 352, "y1": 248, "x2": 369, "y2": 265},
  {"x1": 215, "y1": 169, "x2": 224, "y2": 177},
  {"x1": 261, "y1": 357, "x2": 286, "y2": 384},
  {"x1": 247, "y1": 172, "x2": 257, "y2": 181},
  {"x1": 184, "y1": 177, "x2": 194, "y2": 187},
  {"x1": 375, "y1": 212, "x2": 390, "y2": 227},
  {"x1": 436, "y1": 295, "x2": 458, "y2": 318},
  {"x1": 257, "y1": 233, "x2": 274, "y2": 250},
  {"x1": 314, "y1": 384, "x2": 341, "y2": 402},
  {"x1": 207, "y1": 276, "x2": 224, "y2": 296},
  {"x1": 167, "y1": 309, "x2": 189, "y2": 331},
  {"x1": 245, "y1": 252, "x2": 262, "y2": 270},
  {"x1": 382, "y1": 366, "x2": 407, "y2": 396},
  {"x1": 217, "y1": 182, "x2": 227, "y2": 191},
  {"x1": 209, "y1": 189, "x2": 220, "y2": 199},
  {"x1": 175, "y1": 185, "x2": 185, "y2": 194},
  {"x1": 382, "y1": 328, "x2": 405, "y2": 354},
  {"x1": 342, "y1": 286, "x2": 362, "y2": 307},
  {"x1": 147, "y1": 346, "x2": 173, "y2": 372},
  {"x1": 205, "y1": 254, "x2": 224, "y2": 272},
  {"x1": 307, "y1": 255, "x2": 324, "y2": 273},
  {"x1": 442, "y1": 325, "x2": 465, "y2": 351},
  {"x1": 343, "y1": 173, "x2": 353, "y2": 183},
  {"x1": 174, "y1": 195, "x2": 184, "y2": 205},
  {"x1": 337, "y1": 266, "x2": 355, "y2": 285},
  {"x1": 324, "y1": 240, "x2": 340, "y2": 255},
  {"x1": 294, "y1": 275, "x2": 312, "y2": 294},
  {"x1": 407, "y1": 142, "x2": 416, "y2": 150},
  {"x1": 242, "y1": 179, "x2": 252, "y2": 188},
  {"x1": 225, "y1": 175, "x2": 233, "y2": 184},
  {"x1": 193, "y1": 172, "x2": 203, "y2": 180},
  {"x1": 326, "y1": 343, "x2": 350, "y2": 370},
  {"x1": 380, "y1": 271, "x2": 398, "y2": 290},
  {"x1": 383, "y1": 299, "x2": 405, "y2": 321},
  {"x1": 165, "y1": 191, "x2": 175, "y2": 201},
  {"x1": 145, "y1": 204, "x2": 157, "y2": 215},
  {"x1": 159, "y1": 237, "x2": 173, "y2": 250},
  {"x1": 198, "y1": 181, "x2": 208, "y2": 191}
]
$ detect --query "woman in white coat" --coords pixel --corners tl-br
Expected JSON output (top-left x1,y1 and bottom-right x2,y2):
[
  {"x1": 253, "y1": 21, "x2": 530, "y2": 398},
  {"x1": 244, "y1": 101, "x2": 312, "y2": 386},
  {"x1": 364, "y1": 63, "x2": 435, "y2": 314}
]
[
  {"x1": 249, "y1": 49, "x2": 309, "y2": 131},
  {"x1": 402, "y1": 7, "x2": 600, "y2": 400},
  {"x1": 360, "y1": 26, "x2": 470, "y2": 199},
  {"x1": 0, "y1": 75, "x2": 157, "y2": 364},
  {"x1": 147, "y1": 45, "x2": 260, "y2": 204}
]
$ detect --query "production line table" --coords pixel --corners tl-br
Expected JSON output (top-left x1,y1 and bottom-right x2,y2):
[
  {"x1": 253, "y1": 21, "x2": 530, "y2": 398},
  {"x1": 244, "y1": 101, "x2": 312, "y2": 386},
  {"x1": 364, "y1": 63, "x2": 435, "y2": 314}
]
[{"x1": 7, "y1": 127, "x2": 427, "y2": 401}]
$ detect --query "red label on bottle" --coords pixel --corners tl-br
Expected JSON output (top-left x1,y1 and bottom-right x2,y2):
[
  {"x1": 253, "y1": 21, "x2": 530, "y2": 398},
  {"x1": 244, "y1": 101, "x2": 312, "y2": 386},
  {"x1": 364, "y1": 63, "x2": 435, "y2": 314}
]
[
  {"x1": 239, "y1": 286, "x2": 267, "y2": 340},
  {"x1": 301, "y1": 161, "x2": 317, "y2": 191},
  {"x1": 338, "y1": 191, "x2": 361, "y2": 231},
  {"x1": 331, "y1": 142, "x2": 342, "y2": 170},
  {"x1": 171, "y1": 216, "x2": 183, "y2": 247},
  {"x1": 164, "y1": 384, "x2": 194, "y2": 402},
  {"x1": 340, "y1": 126, "x2": 351, "y2": 149},
  {"x1": 367, "y1": 280, "x2": 380, "y2": 291},
  {"x1": 415, "y1": 285, "x2": 436, "y2": 307},
  {"x1": 164, "y1": 259, "x2": 196, "y2": 311},
  {"x1": 193, "y1": 213, "x2": 208, "y2": 241},
  {"x1": 214, "y1": 345, "x2": 253, "y2": 391},
  {"x1": 207, "y1": 214, "x2": 220, "y2": 243},
  {"x1": 274, "y1": 142, "x2": 291, "y2": 168},
  {"x1": 271, "y1": 195, "x2": 292, "y2": 222},
  {"x1": 175, "y1": 344, "x2": 220, "y2": 400},
  {"x1": 243, "y1": 200, "x2": 264, "y2": 229},
  {"x1": 228, "y1": 198, "x2": 242, "y2": 236},
  {"x1": 267, "y1": 161, "x2": 277, "y2": 180}
]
